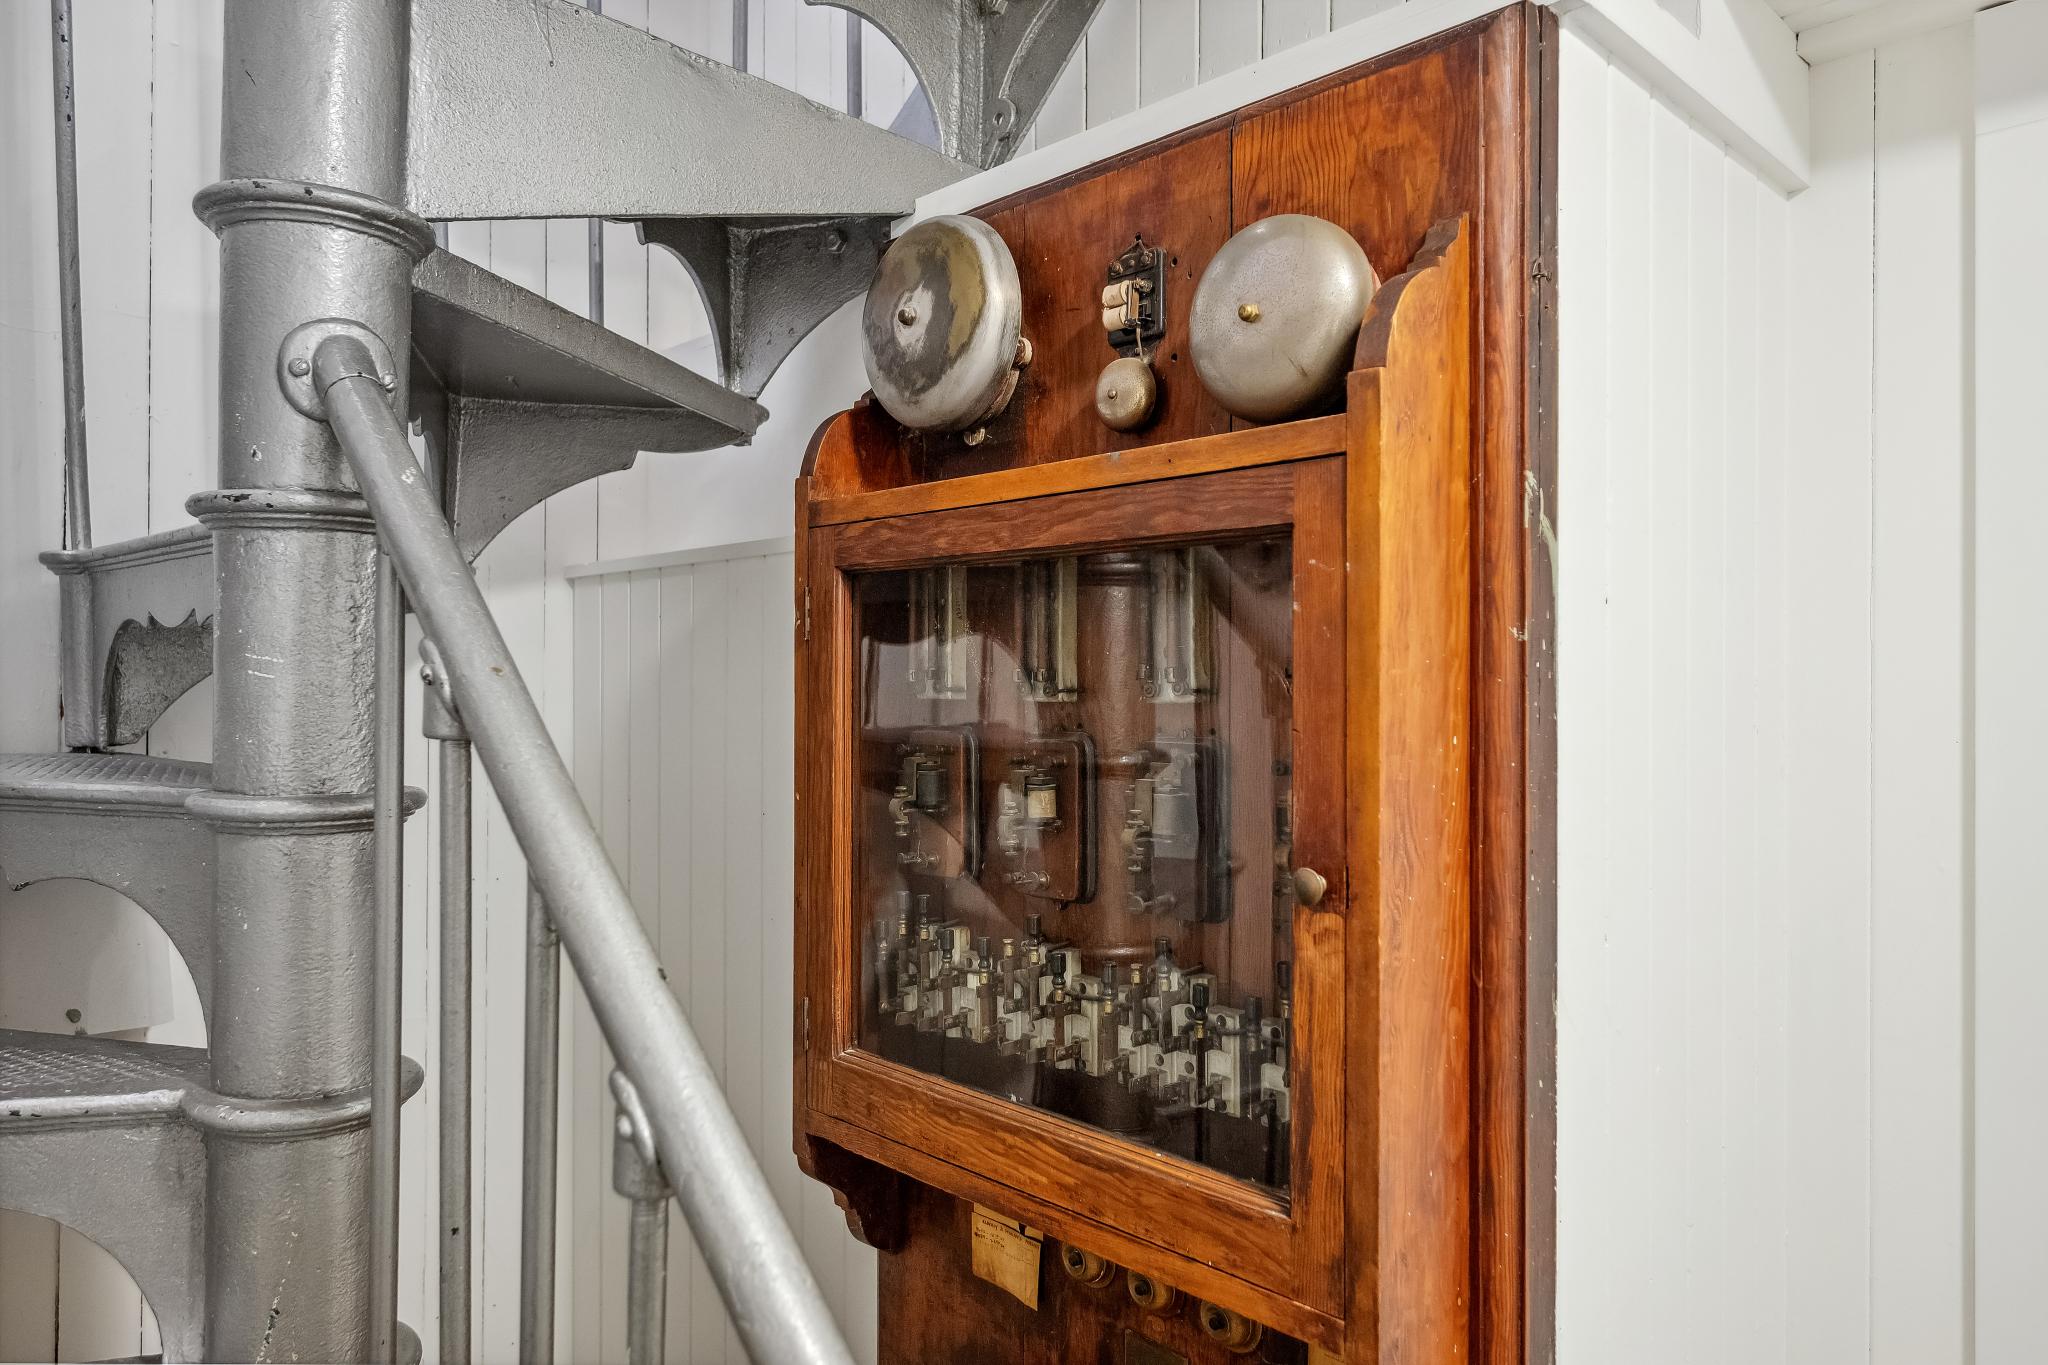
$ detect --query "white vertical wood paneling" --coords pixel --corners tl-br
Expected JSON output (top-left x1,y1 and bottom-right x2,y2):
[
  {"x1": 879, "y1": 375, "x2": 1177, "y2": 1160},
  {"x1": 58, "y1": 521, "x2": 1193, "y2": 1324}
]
[
  {"x1": 146, "y1": 0, "x2": 222, "y2": 535},
  {"x1": 1263, "y1": 0, "x2": 1332, "y2": 56},
  {"x1": 1870, "y1": 23, "x2": 1972, "y2": 1365},
  {"x1": 1973, "y1": 2, "x2": 2048, "y2": 1357},
  {"x1": 860, "y1": 20, "x2": 918, "y2": 128},
  {"x1": 1087, "y1": 0, "x2": 1141, "y2": 127},
  {"x1": 1786, "y1": 50, "x2": 1875, "y2": 1365},
  {"x1": 655, "y1": 563, "x2": 700, "y2": 1353},
  {"x1": 1565, "y1": 14, "x2": 2006, "y2": 1362},
  {"x1": 0, "y1": 1212, "x2": 58, "y2": 1362},
  {"x1": 1592, "y1": 50, "x2": 1657, "y2": 1365},
  {"x1": 683, "y1": 557, "x2": 731, "y2": 1363},
  {"x1": 571, "y1": 545, "x2": 877, "y2": 1364},
  {"x1": 1333, "y1": 0, "x2": 1406, "y2": 25},
  {"x1": 1752, "y1": 168, "x2": 1793, "y2": 1365},
  {"x1": 0, "y1": 3, "x2": 61, "y2": 768},
  {"x1": 1137, "y1": 0, "x2": 1200, "y2": 105},
  {"x1": 1197, "y1": 0, "x2": 1261, "y2": 80},
  {"x1": 1642, "y1": 98, "x2": 1690, "y2": 1365},
  {"x1": 69, "y1": 2, "x2": 152, "y2": 548},
  {"x1": 569, "y1": 572, "x2": 609, "y2": 1364},
  {"x1": 1557, "y1": 25, "x2": 1799, "y2": 1365},
  {"x1": 1551, "y1": 29, "x2": 1609, "y2": 1365},
  {"x1": 1681, "y1": 119, "x2": 1728, "y2": 1365}
]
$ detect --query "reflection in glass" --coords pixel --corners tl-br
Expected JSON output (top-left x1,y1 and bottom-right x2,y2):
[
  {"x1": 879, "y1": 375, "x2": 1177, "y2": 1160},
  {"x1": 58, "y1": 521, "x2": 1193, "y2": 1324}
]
[{"x1": 854, "y1": 535, "x2": 1296, "y2": 1192}]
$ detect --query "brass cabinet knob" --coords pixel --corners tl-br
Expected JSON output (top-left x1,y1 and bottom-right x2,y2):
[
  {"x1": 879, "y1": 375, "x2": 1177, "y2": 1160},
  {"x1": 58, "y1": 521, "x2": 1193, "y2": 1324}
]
[{"x1": 1291, "y1": 866, "x2": 1328, "y2": 907}]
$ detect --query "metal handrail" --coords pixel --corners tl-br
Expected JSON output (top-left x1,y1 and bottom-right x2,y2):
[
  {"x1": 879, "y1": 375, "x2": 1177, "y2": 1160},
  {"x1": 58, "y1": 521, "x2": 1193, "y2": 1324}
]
[
  {"x1": 50, "y1": 0, "x2": 91, "y2": 551},
  {"x1": 312, "y1": 331, "x2": 853, "y2": 1365}
]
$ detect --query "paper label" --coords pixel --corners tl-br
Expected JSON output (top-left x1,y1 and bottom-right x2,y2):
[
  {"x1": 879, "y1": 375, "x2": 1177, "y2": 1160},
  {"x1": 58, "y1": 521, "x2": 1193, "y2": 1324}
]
[{"x1": 969, "y1": 1204, "x2": 1044, "y2": 1310}]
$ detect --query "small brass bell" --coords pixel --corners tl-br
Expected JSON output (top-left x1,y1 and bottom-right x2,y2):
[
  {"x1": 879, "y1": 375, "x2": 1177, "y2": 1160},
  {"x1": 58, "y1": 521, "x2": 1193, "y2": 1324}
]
[{"x1": 1093, "y1": 354, "x2": 1157, "y2": 432}]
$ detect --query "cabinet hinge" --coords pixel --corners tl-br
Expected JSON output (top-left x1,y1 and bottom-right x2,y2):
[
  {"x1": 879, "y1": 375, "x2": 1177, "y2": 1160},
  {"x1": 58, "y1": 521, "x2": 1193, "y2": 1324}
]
[
  {"x1": 801, "y1": 996, "x2": 812, "y2": 1052},
  {"x1": 802, "y1": 587, "x2": 812, "y2": 643}
]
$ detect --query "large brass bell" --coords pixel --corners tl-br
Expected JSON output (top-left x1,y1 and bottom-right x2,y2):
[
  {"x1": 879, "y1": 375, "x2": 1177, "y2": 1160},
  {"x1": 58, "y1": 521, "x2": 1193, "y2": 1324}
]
[
  {"x1": 861, "y1": 214, "x2": 1031, "y2": 437},
  {"x1": 1189, "y1": 214, "x2": 1378, "y2": 423}
]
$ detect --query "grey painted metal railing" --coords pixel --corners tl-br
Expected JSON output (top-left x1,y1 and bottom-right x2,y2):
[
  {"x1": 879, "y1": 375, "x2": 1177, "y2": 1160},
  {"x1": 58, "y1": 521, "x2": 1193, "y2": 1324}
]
[
  {"x1": 520, "y1": 876, "x2": 562, "y2": 1364},
  {"x1": 49, "y1": 0, "x2": 90, "y2": 551},
  {"x1": 370, "y1": 549, "x2": 407, "y2": 1362},
  {"x1": 311, "y1": 330, "x2": 851, "y2": 1365},
  {"x1": 421, "y1": 642, "x2": 474, "y2": 1364}
]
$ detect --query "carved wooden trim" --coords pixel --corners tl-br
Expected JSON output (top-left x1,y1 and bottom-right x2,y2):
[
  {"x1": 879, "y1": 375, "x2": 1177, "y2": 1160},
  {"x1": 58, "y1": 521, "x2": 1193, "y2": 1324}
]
[{"x1": 797, "y1": 1134, "x2": 909, "y2": 1252}]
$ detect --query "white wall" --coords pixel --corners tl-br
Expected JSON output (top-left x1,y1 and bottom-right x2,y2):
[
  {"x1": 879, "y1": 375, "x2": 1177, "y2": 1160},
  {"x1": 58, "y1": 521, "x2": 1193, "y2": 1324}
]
[
  {"x1": 563, "y1": 544, "x2": 877, "y2": 1364},
  {"x1": 1559, "y1": 4, "x2": 2048, "y2": 1361},
  {"x1": 0, "y1": 1, "x2": 219, "y2": 1356},
  {"x1": 1968, "y1": 3, "x2": 2048, "y2": 1356},
  {"x1": 1555, "y1": 25, "x2": 1797, "y2": 1361}
]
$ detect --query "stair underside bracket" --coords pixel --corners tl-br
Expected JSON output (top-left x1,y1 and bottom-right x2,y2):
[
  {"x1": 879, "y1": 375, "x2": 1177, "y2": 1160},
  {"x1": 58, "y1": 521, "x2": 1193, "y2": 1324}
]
[
  {"x1": 637, "y1": 215, "x2": 893, "y2": 401},
  {"x1": 405, "y1": 0, "x2": 968, "y2": 221},
  {"x1": 0, "y1": 754, "x2": 217, "y2": 1028},
  {"x1": 0, "y1": 1031, "x2": 210, "y2": 1363},
  {"x1": 409, "y1": 247, "x2": 770, "y2": 561},
  {"x1": 40, "y1": 526, "x2": 216, "y2": 751},
  {"x1": 0, "y1": 1125, "x2": 207, "y2": 1361},
  {"x1": 805, "y1": 0, "x2": 1106, "y2": 168}
]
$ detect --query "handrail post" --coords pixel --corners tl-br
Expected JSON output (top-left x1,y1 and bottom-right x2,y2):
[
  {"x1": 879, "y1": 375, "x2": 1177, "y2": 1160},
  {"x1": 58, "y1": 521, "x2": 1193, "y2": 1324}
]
[
  {"x1": 422, "y1": 642, "x2": 473, "y2": 1365},
  {"x1": 520, "y1": 878, "x2": 561, "y2": 1365},
  {"x1": 310, "y1": 329, "x2": 854, "y2": 1365},
  {"x1": 612, "y1": 1073, "x2": 672, "y2": 1365},
  {"x1": 369, "y1": 550, "x2": 406, "y2": 1363},
  {"x1": 49, "y1": 0, "x2": 90, "y2": 550}
]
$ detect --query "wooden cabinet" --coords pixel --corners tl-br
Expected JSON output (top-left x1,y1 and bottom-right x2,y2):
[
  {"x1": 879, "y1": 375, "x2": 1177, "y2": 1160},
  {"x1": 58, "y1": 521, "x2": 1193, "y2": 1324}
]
[{"x1": 793, "y1": 9, "x2": 1552, "y2": 1363}]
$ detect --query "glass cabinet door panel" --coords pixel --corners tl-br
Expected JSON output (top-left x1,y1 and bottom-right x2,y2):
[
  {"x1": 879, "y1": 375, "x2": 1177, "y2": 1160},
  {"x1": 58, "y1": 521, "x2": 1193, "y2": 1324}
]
[{"x1": 852, "y1": 533, "x2": 1298, "y2": 1193}]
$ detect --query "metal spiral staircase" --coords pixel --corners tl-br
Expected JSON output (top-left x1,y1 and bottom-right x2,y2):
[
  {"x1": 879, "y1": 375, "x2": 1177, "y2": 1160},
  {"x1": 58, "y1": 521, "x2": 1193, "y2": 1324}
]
[{"x1": 0, "y1": 1, "x2": 1099, "y2": 1360}]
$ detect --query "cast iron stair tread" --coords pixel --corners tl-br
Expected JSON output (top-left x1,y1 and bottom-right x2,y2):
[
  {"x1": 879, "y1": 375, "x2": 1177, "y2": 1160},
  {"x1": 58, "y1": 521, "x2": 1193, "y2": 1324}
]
[
  {"x1": 38, "y1": 522, "x2": 210, "y2": 570},
  {"x1": 412, "y1": 248, "x2": 771, "y2": 561},
  {"x1": 0, "y1": 1029, "x2": 210, "y2": 1127},
  {"x1": 0, "y1": 752, "x2": 211, "y2": 809},
  {"x1": 413, "y1": 248, "x2": 764, "y2": 428}
]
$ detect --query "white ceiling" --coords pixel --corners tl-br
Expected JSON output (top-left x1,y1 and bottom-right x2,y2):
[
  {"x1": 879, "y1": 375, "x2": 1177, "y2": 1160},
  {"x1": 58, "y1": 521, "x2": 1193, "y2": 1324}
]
[
  {"x1": 1767, "y1": 0, "x2": 1892, "y2": 34},
  {"x1": 1765, "y1": 0, "x2": 1991, "y2": 61}
]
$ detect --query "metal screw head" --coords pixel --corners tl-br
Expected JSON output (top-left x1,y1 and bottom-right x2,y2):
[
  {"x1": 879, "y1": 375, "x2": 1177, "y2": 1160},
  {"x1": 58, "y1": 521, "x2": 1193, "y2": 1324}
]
[
  {"x1": 1238, "y1": 301, "x2": 1262, "y2": 323},
  {"x1": 286, "y1": 356, "x2": 311, "y2": 377},
  {"x1": 897, "y1": 302, "x2": 918, "y2": 327}
]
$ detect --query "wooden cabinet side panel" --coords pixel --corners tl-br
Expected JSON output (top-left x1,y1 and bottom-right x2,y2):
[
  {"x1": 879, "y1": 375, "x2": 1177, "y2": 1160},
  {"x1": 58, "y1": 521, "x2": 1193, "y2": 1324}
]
[{"x1": 1346, "y1": 220, "x2": 1476, "y2": 1363}]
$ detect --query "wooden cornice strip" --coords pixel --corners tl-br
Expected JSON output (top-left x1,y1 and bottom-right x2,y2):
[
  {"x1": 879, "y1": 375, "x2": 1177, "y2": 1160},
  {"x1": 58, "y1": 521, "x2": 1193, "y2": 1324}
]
[{"x1": 809, "y1": 413, "x2": 1348, "y2": 526}]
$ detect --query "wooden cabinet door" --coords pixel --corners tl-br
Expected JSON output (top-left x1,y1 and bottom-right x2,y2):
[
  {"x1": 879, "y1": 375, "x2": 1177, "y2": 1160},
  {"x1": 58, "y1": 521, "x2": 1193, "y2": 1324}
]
[{"x1": 797, "y1": 456, "x2": 1348, "y2": 1321}]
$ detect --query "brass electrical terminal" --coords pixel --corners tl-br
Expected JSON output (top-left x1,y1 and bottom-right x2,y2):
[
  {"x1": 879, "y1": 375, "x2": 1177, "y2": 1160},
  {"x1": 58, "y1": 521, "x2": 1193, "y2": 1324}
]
[
  {"x1": 1059, "y1": 1242, "x2": 1117, "y2": 1289},
  {"x1": 1196, "y1": 1301, "x2": 1263, "y2": 1354},
  {"x1": 1126, "y1": 1270, "x2": 1179, "y2": 1313}
]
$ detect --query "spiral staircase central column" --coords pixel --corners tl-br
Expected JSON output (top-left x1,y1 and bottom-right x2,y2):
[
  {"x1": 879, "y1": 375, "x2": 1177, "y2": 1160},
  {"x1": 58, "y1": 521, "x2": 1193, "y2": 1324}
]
[{"x1": 193, "y1": 2, "x2": 421, "y2": 1356}]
